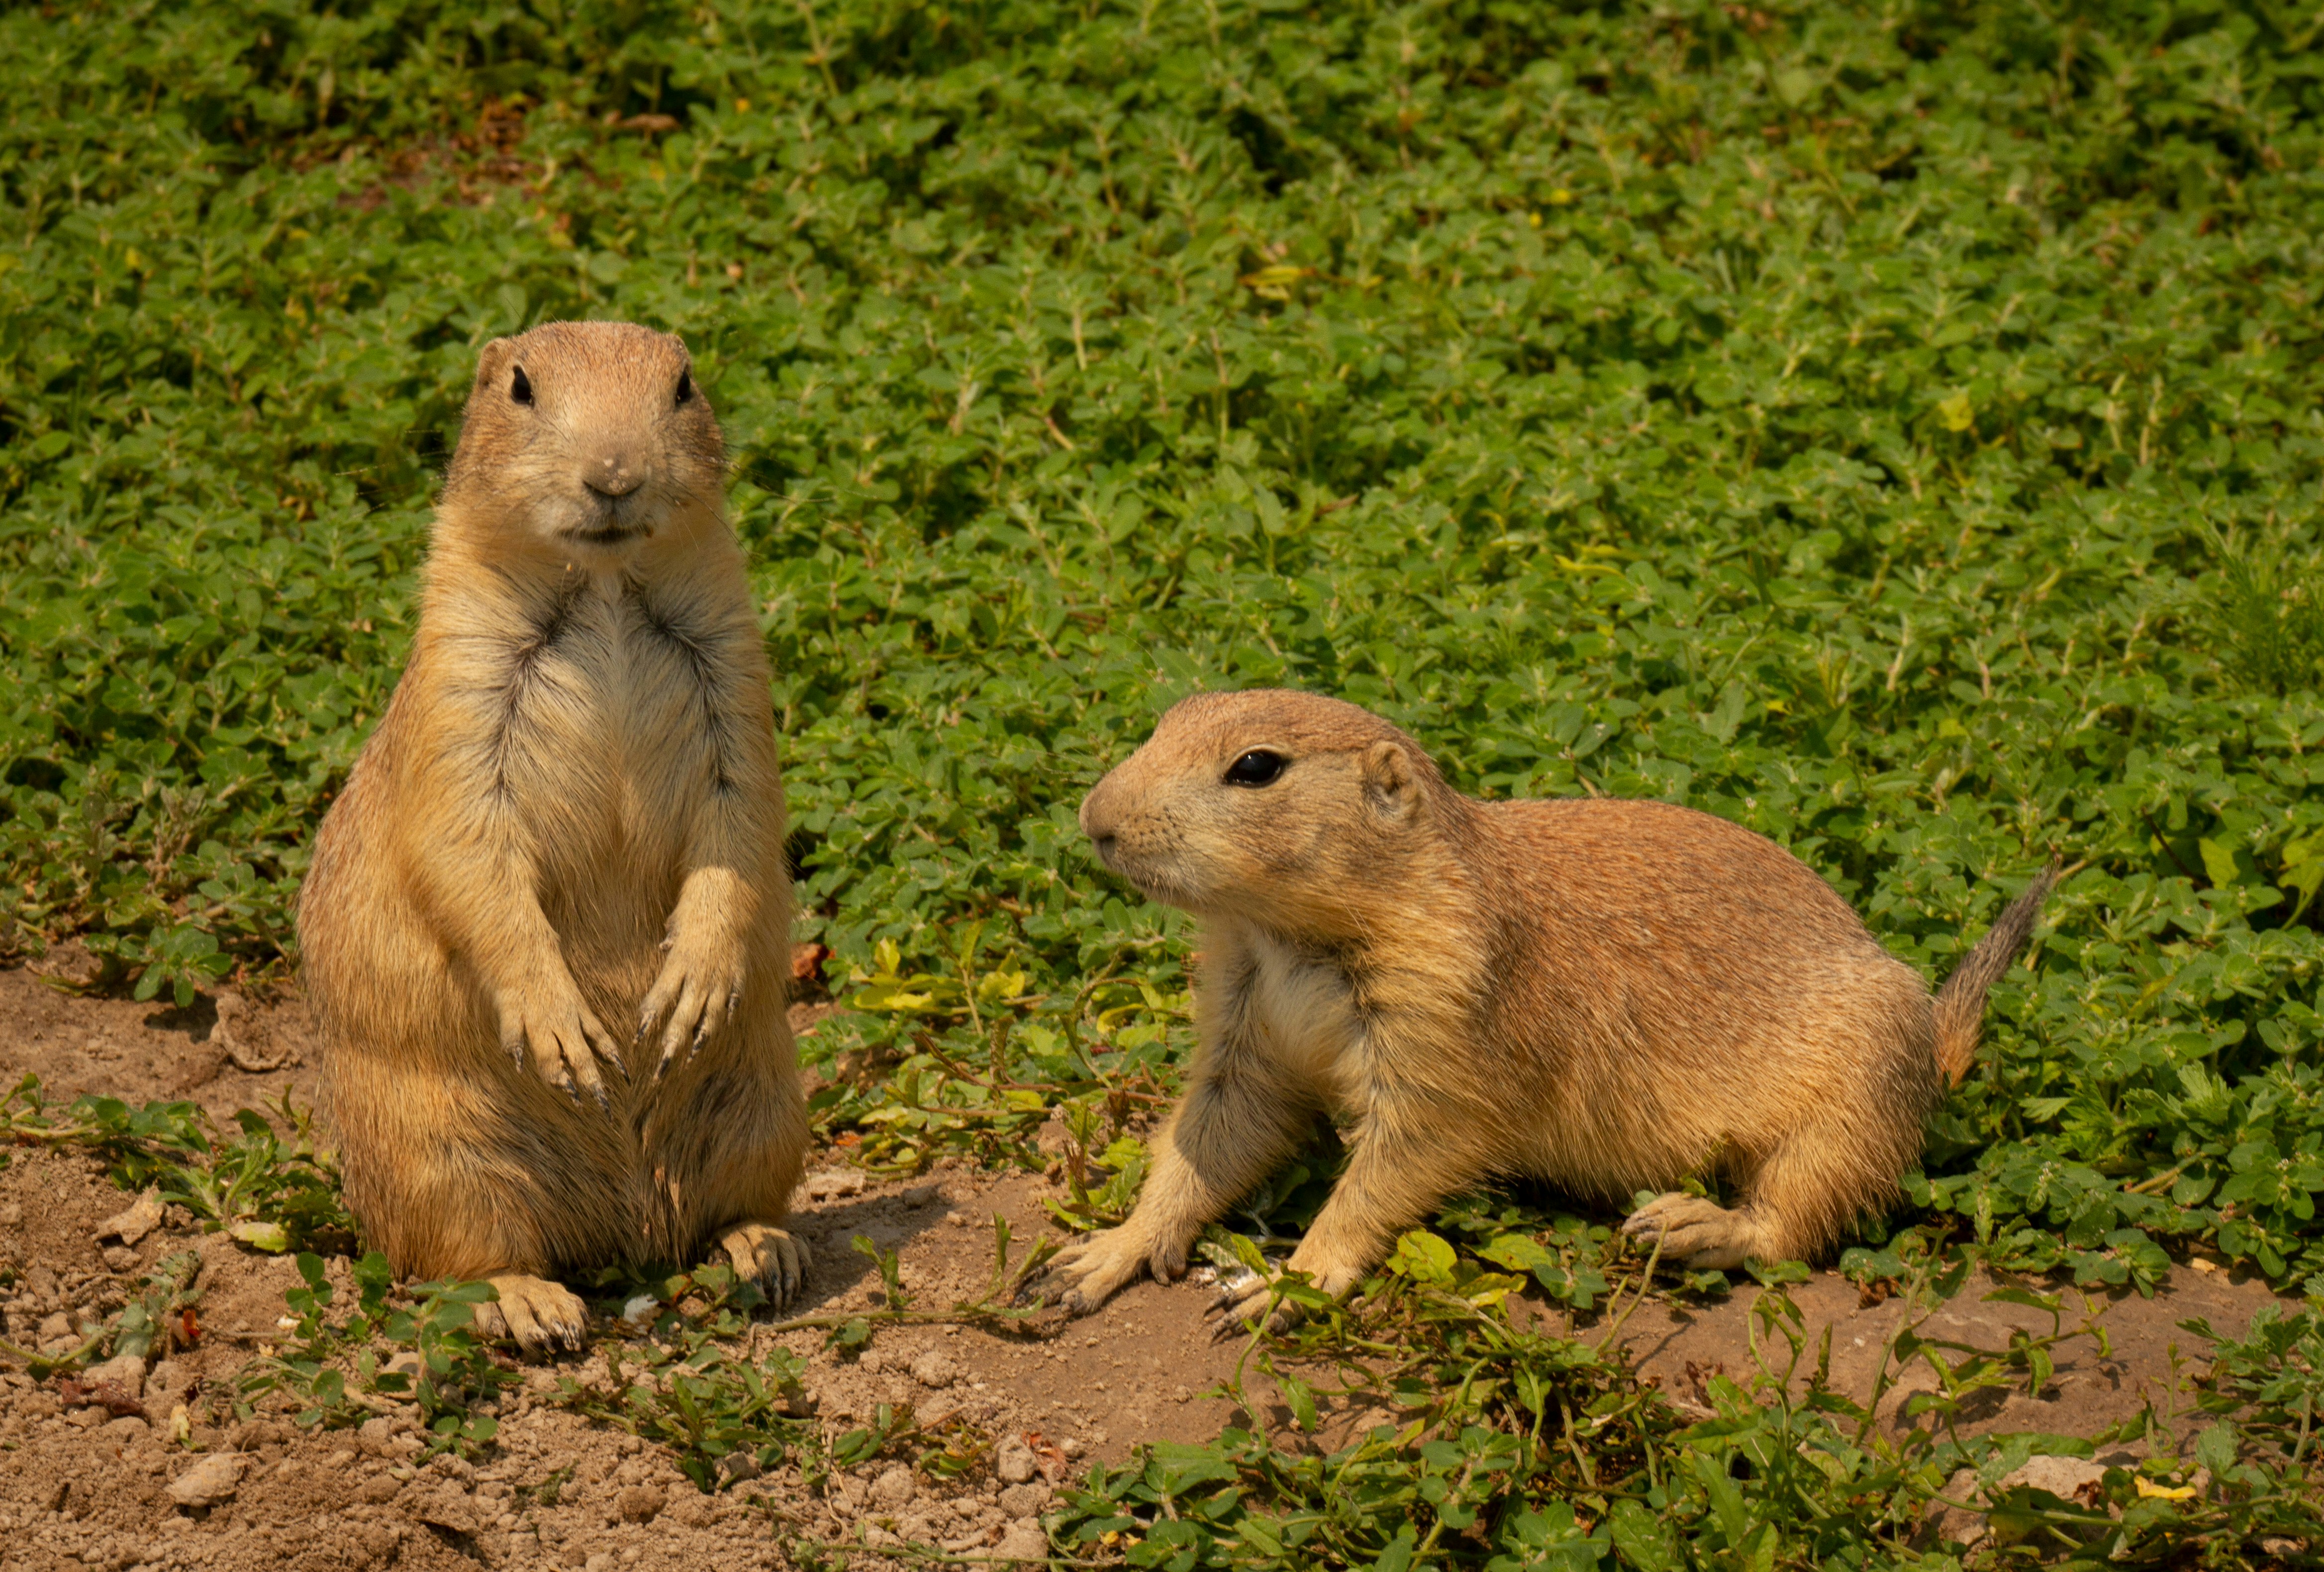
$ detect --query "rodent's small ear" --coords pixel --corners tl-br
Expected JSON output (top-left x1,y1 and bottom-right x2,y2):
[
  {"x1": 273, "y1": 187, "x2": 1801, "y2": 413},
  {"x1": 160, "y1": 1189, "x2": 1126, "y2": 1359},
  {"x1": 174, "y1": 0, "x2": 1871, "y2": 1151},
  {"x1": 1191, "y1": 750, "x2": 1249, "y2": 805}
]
[
  {"x1": 1362, "y1": 740, "x2": 1420, "y2": 825},
  {"x1": 473, "y1": 337, "x2": 514, "y2": 387}
]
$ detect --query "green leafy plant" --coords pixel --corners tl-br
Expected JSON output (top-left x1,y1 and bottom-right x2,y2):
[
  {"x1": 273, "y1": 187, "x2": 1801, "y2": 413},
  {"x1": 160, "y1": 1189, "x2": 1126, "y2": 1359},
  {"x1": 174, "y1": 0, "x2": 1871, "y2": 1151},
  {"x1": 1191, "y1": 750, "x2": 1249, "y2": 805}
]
[{"x1": 3, "y1": 1075, "x2": 355, "y2": 1253}]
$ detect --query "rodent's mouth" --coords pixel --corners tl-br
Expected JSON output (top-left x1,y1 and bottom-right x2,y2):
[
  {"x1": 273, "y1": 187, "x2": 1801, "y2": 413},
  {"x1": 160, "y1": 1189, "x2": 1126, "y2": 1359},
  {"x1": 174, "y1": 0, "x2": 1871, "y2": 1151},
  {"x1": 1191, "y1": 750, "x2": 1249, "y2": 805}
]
[
  {"x1": 1090, "y1": 840, "x2": 1200, "y2": 912},
  {"x1": 563, "y1": 521, "x2": 651, "y2": 546}
]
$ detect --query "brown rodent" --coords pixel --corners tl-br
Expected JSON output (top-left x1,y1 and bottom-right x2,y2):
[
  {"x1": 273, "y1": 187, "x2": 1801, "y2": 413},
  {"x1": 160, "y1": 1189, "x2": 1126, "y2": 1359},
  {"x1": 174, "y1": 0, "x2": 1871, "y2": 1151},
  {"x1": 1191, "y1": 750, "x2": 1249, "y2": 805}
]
[
  {"x1": 297, "y1": 321, "x2": 807, "y2": 1347},
  {"x1": 1026, "y1": 688, "x2": 2053, "y2": 1324}
]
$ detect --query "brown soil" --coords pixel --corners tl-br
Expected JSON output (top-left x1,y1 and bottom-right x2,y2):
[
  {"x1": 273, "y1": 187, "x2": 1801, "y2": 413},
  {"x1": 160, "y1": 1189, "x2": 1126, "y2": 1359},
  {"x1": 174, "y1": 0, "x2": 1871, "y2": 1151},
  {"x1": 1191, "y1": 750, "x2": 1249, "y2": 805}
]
[{"x1": 0, "y1": 967, "x2": 2298, "y2": 1571}]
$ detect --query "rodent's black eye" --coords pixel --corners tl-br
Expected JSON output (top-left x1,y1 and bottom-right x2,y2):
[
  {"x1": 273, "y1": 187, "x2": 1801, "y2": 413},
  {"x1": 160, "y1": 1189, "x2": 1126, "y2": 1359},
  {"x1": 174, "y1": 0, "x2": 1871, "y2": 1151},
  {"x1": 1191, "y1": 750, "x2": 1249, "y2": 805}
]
[
  {"x1": 674, "y1": 371, "x2": 693, "y2": 407},
  {"x1": 510, "y1": 365, "x2": 534, "y2": 406},
  {"x1": 1224, "y1": 750, "x2": 1287, "y2": 787}
]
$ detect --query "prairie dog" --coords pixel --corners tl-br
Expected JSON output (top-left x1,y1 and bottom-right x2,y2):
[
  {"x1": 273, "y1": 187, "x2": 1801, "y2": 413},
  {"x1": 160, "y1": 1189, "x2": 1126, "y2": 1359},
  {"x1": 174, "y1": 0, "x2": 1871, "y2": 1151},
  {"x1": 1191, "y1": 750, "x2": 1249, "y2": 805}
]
[
  {"x1": 298, "y1": 321, "x2": 808, "y2": 1347},
  {"x1": 1030, "y1": 689, "x2": 2053, "y2": 1322}
]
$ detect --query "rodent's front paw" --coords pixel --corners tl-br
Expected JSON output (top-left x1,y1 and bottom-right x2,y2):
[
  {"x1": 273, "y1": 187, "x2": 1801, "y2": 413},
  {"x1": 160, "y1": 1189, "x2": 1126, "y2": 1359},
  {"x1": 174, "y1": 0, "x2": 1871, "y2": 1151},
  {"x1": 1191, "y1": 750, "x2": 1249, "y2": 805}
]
[
  {"x1": 1621, "y1": 1192, "x2": 1752, "y2": 1270},
  {"x1": 1205, "y1": 1254, "x2": 1362, "y2": 1343},
  {"x1": 477, "y1": 1274, "x2": 589, "y2": 1352},
  {"x1": 637, "y1": 929, "x2": 748, "y2": 1077},
  {"x1": 1015, "y1": 1227, "x2": 1166, "y2": 1316},
  {"x1": 719, "y1": 1222, "x2": 811, "y2": 1309},
  {"x1": 497, "y1": 978, "x2": 624, "y2": 1108}
]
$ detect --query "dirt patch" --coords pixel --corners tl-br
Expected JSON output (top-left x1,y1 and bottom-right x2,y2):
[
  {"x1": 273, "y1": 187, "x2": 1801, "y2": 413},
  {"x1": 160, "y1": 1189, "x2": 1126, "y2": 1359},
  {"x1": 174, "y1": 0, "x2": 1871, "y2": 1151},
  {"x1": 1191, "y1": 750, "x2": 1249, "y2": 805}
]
[
  {"x1": 0, "y1": 974, "x2": 2305, "y2": 1571},
  {"x1": 0, "y1": 956, "x2": 314, "y2": 1123}
]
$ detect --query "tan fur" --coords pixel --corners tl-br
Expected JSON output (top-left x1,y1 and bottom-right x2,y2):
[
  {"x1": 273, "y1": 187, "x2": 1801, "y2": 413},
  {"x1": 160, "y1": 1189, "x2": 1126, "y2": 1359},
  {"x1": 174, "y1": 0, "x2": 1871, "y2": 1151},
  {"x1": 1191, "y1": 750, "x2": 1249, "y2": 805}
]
[
  {"x1": 1029, "y1": 688, "x2": 2052, "y2": 1320},
  {"x1": 297, "y1": 322, "x2": 807, "y2": 1346}
]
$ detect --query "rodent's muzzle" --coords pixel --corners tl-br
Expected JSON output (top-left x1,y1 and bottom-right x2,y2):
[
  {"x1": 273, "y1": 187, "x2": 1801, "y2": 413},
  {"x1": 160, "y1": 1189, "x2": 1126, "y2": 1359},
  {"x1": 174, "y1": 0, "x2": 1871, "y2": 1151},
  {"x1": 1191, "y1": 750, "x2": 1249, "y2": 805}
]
[
  {"x1": 583, "y1": 449, "x2": 649, "y2": 499},
  {"x1": 1078, "y1": 780, "x2": 1119, "y2": 871}
]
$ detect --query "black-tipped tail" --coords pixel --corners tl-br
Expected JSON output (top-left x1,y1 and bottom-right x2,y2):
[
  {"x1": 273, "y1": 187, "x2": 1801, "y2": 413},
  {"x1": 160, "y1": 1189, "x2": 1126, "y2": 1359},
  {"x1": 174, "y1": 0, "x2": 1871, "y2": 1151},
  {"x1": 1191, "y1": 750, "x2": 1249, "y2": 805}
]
[{"x1": 1934, "y1": 865, "x2": 2060, "y2": 1086}]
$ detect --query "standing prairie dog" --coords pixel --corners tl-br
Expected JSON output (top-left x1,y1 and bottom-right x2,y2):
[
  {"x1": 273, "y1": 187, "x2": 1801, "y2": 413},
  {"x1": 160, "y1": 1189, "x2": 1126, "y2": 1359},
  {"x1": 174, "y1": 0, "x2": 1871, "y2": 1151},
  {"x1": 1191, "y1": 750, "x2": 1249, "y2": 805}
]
[
  {"x1": 298, "y1": 321, "x2": 808, "y2": 1347},
  {"x1": 1028, "y1": 689, "x2": 2054, "y2": 1324}
]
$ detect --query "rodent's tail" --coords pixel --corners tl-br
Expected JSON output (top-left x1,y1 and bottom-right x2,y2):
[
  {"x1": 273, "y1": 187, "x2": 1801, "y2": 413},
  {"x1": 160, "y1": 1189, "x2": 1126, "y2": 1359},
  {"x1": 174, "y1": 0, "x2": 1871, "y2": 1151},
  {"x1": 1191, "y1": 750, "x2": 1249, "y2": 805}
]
[{"x1": 1933, "y1": 864, "x2": 2060, "y2": 1087}]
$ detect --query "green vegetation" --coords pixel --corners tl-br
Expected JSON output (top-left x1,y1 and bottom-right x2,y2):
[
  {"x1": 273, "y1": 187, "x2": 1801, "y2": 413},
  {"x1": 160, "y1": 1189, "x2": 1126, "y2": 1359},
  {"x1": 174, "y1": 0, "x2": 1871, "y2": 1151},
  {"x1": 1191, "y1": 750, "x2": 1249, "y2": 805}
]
[{"x1": 10, "y1": 0, "x2": 2324, "y2": 1562}]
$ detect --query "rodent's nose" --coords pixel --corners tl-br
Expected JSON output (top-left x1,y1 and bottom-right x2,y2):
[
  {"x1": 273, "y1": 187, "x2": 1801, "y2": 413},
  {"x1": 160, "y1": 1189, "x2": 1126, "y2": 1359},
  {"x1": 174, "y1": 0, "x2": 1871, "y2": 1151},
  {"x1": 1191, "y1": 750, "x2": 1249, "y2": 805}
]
[
  {"x1": 1078, "y1": 782, "x2": 1115, "y2": 842},
  {"x1": 583, "y1": 452, "x2": 645, "y2": 498}
]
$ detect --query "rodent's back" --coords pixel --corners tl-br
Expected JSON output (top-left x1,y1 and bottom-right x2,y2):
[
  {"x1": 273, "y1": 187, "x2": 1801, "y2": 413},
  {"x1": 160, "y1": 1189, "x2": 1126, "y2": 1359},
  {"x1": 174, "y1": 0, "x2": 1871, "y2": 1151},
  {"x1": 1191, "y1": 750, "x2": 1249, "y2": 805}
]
[
  {"x1": 1462, "y1": 795, "x2": 1937, "y2": 1191},
  {"x1": 1476, "y1": 796, "x2": 1889, "y2": 966}
]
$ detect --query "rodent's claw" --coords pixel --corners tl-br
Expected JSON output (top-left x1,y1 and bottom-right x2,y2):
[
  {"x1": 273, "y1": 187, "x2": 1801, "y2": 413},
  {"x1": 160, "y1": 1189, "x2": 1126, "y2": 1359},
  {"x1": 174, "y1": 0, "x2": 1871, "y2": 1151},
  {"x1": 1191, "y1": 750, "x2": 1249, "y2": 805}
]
[
  {"x1": 720, "y1": 1223, "x2": 812, "y2": 1310},
  {"x1": 478, "y1": 1275, "x2": 589, "y2": 1353}
]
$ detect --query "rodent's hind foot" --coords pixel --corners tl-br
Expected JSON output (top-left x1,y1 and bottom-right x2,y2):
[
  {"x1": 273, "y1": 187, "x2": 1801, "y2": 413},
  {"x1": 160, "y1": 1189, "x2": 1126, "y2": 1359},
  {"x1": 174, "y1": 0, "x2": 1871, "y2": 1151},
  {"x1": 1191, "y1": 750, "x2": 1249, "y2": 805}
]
[
  {"x1": 720, "y1": 1222, "x2": 811, "y2": 1309},
  {"x1": 1621, "y1": 1192, "x2": 1761, "y2": 1271},
  {"x1": 476, "y1": 1274, "x2": 589, "y2": 1352},
  {"x1": 1013, "y1": 1227, "x2": 1186, "y2": 1317}
]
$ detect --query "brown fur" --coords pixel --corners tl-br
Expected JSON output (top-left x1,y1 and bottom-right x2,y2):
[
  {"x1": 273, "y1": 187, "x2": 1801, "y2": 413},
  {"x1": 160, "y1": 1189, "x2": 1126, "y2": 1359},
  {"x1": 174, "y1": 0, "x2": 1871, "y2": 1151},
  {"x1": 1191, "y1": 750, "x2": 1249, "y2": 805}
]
[
  {"x1": 1028, "y1": 688, "x2": 2053, "y2": 1321},
  {"x1": 297, "y1": 321, "x2": 807, "y2": 1347}
]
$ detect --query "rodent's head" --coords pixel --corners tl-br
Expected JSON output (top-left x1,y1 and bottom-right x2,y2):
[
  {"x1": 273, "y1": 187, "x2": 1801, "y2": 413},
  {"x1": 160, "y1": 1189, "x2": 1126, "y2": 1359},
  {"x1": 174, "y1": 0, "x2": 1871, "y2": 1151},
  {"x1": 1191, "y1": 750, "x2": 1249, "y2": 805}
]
[
  {"x1": 441, "y1": 321, "x2": 724, "y2": 564},
  {"x1": 1079, "y1": 689, "x2": 1455, "y2": 937}
]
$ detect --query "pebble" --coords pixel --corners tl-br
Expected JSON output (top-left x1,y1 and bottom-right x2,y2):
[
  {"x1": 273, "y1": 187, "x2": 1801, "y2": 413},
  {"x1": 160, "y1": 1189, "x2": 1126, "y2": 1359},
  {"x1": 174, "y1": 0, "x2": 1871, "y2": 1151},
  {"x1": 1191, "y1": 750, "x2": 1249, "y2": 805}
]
[
  {"x1": 871, "y1": 1465, "x2": 916, "y2": 1510},
  {"x1": 1999, "y1": 1456, "x2": 2108, "y2": 1501},
  {"x1": 359, "y1": 1474, "x2": 402, "y2": 1504},
  {"x1": 97, "y1": 1186, "x2": 165, "y2": 1247},
  {"x1": 167, "y1": 1451, "x2": 247, "y2": 1509},
  {"x1": 995, "y1": 1521, "x2": 1050, "y2": 1562},
  {"x1": 998, "y1": 1437, "x2": 1039, "y2": 1483},
  {"x1": 146, "y1": 1360, "x2": 196, "y2": 1408},
  {"x1": 411, "y1": 1487, "x2": 480, "y2": 1535},
  {"x1": 616, "y1": 1484, "x2": 667, "y2": 1523},
  {"x1": 909, "y1": 1349, "x2": 958, "y2": 1389},
  {"x1": 84, "y1": 1353, "x2": 146, "y2": 1399},
  {"x1": 36, "y1": 1312, "x2": 73, "y2": 1349},
  {"x1": 998, "y1": 1483, "x2": 1050, "y2": 1519},
  {"x1": 719, "y1": 1452, "x2": 762, "y2": 1483}
]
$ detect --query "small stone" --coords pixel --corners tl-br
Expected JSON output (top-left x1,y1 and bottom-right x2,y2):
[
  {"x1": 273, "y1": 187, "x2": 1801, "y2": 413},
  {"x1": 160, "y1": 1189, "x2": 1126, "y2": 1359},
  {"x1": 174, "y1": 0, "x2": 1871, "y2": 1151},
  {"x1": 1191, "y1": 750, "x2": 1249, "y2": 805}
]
[
  {"x1": 616, "y1": 1485, "x2": 666, "y2": 1523},
  {"x1": 68, "y1": 1406, "x2": 105, "y2": 1429},
  {"x1": 146, "y1": 1361, "x2": 196, "y2": 1409},
  {"x1": 996, "y1": 1438, "x2": 1037, "y2": 1485},
  {"x1": 998, "y1": 1483, "x2": 1050, "y2": 1519},
  {"x1": 871, "y1": 1465, "x2": 916, "y2": 1510},
  {"x1": 358, "y1": 1417, "x2": 398, "y2": 1457},
  {"x1": 804, "y1": 1170, "x2": 865, "y2": 1200},
  {"x1": 1060, "y1": 1436, "x2": 1085, "y2": 1459},
  {"x1": 909, "y1": 1350, "x2": 958, "y2": 1390},
  {"x1": 1999, "y1": 1456, "x2": 2107, "y2": 1503},
  {"x1": 102, "y1": 1246, "x2": 142, "y2": 1273},
  {"x1": 1172, "y1": 1384, "x2": 1191, "y2": 1404},
  {"x1": 167, "y1": 1452, "x2": 248, "y2": 1509},
  {"x1": 413, "y1": 1487, "x2": 481, "y2": 1535},
  {"x1": 718, "y1": 1452, "x2": 762, "y2": 1483},
  {"x1": 359, "y1": 1474, "x2": 402, "y2": 1504},
  {"x1": 231, "y1": 1418, "x2": 285, "y2": 1450},
  {"x1": 97, "y1": 1187, "x2": 166, "y2": 1247},
  {"x1": 36, "y1": 1312, "x2": 73, "y2": 1348},
  {"x1": 994, "y1": 1521, "x2": 1050, "y2": 1563},
  {"x1": 84, "y1": 1353, "x2": 146, "y2": 1400}
]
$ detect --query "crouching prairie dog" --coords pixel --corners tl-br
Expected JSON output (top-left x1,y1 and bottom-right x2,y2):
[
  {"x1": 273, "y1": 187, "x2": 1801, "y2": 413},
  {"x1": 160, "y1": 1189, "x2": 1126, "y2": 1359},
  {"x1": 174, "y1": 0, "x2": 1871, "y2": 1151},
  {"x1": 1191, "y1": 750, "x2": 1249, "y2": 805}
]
[
  {"x1": 1026, "y1": 689, "x2": 2054, "y2": 1324},
  {"x1": 298, "y1": 321, "x2": 808, "y2": 1347}
]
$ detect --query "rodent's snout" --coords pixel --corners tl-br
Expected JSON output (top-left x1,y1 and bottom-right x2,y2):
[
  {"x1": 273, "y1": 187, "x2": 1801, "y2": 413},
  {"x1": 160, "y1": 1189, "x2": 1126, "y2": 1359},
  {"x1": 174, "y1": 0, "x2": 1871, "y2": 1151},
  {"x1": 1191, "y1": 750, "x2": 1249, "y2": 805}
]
[
  {"x1": 1079, "y1": 778, "x2": 1122, "y2": 870},
  {"x1": 583, "y1": 448, "x2": 649, "y2": 499}
]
